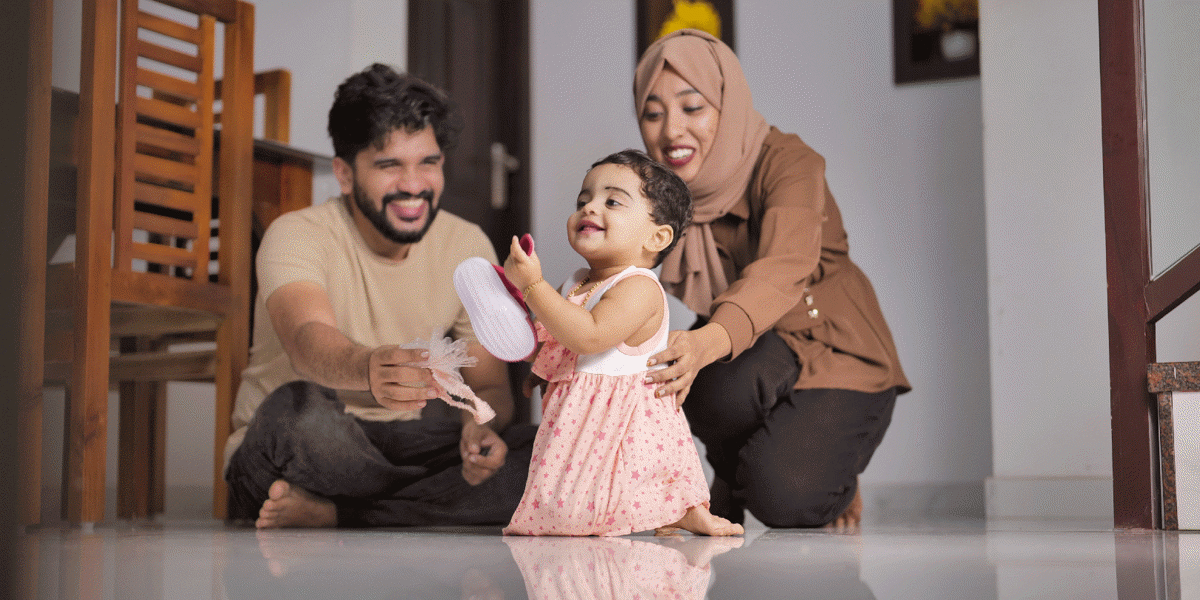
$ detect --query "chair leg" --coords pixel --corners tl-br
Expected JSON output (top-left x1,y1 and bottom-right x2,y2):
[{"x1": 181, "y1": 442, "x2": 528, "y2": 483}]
[
  {"x1": 118, "y1": 338, "x2": 170, "y2": 520},
  {"x1": 66, "y1": 0, "x2": 118, "y2": 525},
  {"x1": 117, "y1": 337, "x2": 168, "y2": 519}
]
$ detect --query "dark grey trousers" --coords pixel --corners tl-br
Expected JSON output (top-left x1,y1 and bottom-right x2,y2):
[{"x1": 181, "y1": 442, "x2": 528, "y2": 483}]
[
  {"x1": 682, "y1": 329, "x2": 897, "y2": 528},
  {"x1": 225, "y1": 380, "x2": 536, "y2": 527}
]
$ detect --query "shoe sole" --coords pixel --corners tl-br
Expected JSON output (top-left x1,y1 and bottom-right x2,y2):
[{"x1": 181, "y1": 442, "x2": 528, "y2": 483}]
[{"x1": 453, "y1": 257, "x2": 537, "y2": 362}]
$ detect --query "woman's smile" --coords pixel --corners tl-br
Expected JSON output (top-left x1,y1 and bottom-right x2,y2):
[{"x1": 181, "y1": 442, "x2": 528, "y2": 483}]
[{"x1": 662, "y1": 145, "x2": 696, "y2": 168}]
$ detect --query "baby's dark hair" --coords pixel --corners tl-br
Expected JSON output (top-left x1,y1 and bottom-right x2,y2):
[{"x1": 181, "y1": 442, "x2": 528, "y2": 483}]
[
  {"x1": 590, "y1": 149, "x2": 693, "y2": 267},
  {"x1": 327, "y1": 63, "x2": 462, "y2": 163}
]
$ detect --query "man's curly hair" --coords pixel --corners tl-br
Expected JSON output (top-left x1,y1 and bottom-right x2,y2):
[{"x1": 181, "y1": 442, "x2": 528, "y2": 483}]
[{"x1": 327, "y1": 63, "x2": 462, "y2": 163}]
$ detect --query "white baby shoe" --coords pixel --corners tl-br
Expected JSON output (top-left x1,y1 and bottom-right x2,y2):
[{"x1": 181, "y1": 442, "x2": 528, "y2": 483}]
[{"x1": 454, "y1": 257, "x2": 537, "y2": 362}]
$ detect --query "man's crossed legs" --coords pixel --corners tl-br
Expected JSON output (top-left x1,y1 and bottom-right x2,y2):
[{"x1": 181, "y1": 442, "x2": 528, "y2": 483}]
[{"x1": 226, "y1": 381, "x2": 536, "y2": 527}]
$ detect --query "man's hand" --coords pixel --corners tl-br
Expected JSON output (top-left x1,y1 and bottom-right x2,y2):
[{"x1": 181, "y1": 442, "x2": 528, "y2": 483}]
[
  {"x1": 369, "y1": 345, "x2": 444, "y2": 411},
  {"x1": 459, "y1": 421, "x2": 507, "y2": 486}
]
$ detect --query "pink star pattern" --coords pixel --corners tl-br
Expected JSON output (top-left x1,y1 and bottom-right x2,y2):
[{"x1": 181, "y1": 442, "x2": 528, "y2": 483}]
[{"x1": 501, "y1": 269, "x2": 710, "y2": 536}]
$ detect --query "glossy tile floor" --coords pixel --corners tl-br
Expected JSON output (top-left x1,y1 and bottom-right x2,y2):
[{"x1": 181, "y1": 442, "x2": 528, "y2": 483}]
[{"x1": 17, "y1": 518, "x2": 1200, "y2": 599}]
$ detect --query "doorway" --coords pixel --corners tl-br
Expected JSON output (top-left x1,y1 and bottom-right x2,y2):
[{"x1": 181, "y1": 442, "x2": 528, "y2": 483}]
[
  {"x1": 408, "y1": 0, "x2": 533, "y2": 422},
  {"x1": 408, "y1": 0, "x2": 531, "y2": 256}
]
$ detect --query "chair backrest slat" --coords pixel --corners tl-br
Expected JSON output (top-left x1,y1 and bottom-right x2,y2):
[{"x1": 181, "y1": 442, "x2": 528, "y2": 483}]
[
  {"x1": 137, "y1": 10, "x2": 201, "y2": 43},
  {"x1": 135, "y1": 122, "x2": 202, "y2": 157},
  {"x1": 138, "y1": 68, "x2": 201, "y2": 103},
  {"x1": 114, "y1": 0, "x2": 217, "y2": 283},
  {"x1": 157, "y1": 0, "x2": 237, "y2": 23}
]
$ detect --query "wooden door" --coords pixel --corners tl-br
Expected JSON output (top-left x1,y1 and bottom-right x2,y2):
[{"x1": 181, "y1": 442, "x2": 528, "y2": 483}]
[
  {"x1": 408, "y1": 0, "x2": 530, "y2": 257},
  {"x1": 409, "y1": 0, "x2": 533, "y2": 422}
]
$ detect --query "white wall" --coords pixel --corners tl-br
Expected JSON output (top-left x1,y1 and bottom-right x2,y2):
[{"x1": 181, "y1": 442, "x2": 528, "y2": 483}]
[{"x1": 979, "y1": 0, "x2": 1112, "y2": 519}]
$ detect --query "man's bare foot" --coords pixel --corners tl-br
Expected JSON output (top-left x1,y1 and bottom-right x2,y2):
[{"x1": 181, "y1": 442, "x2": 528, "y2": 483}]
[
  {"x1": 825, "y1": 479, "x2": 863, "y2": 530},
  {"x1": 256, "y1": 480, "x2": 337, "y2": 529},
  {"x1": 655, "y1": 505, "x2": 743, "y2": 536},
  {"x1": 256, "y1": 529, "x2": 337, "y2": 577}
]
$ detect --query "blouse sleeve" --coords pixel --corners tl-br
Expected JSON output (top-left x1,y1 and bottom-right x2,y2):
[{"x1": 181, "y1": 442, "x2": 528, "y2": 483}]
[{"x1": 709, "y1": 134, "x2": 827, "y2": 360}]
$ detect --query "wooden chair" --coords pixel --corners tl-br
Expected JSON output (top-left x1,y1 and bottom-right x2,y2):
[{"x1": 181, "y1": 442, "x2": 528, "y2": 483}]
[
  {"x1": 217, "y1": 68, "x2": 291, "y2": 144},
  {"x1": 43, "y1": 0, "x2": 255, "y2": 523}
]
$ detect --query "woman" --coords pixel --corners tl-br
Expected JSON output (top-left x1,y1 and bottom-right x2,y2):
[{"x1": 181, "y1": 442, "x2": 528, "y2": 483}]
[{"x1": 637, "y1": 29, "x2": 911, "y2": 528}]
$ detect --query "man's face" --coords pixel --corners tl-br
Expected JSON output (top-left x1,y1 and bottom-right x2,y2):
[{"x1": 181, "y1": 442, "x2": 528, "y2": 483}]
[{"x1": 338, "y1": 126, "x2": 445, "y2": 245}]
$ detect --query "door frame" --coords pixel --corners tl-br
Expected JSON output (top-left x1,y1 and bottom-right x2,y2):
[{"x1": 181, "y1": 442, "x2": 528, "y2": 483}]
[{"x1": 1099, "y1": 0, "x2": 1200, "y2": 530}]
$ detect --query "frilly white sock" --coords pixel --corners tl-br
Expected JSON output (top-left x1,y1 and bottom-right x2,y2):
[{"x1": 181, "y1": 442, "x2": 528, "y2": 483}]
[{"x1": 402, "y1": 333, "x2": 497, "y2": 424}]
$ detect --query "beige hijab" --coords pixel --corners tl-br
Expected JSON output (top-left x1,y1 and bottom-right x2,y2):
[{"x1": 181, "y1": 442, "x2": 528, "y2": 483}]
[{"x1": 634, "y1": 29, "x2": 770, "y2": 316}]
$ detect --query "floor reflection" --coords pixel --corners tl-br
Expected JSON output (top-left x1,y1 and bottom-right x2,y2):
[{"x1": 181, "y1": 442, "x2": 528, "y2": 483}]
[
  {"x1": 222, "y1": 529, "x2": 528, "y2": 599},
  {"x1": 504, "y1": 535, "x2": 742, "y2": 599},
  {"x1": 18, "y1": 520, "x2": 1200, "y2": 599}
]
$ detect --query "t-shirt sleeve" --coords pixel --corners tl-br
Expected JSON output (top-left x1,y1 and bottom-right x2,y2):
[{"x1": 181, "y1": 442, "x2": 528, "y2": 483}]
[{"x1": 256, "y1": 212, "x2": 329, "y2": 302}]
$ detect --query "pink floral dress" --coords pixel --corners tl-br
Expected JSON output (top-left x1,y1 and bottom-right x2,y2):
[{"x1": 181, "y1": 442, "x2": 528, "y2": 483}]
[
  {"x1": 504, "y1": 536, "x2": 712, "y2": 598},
  {"x1": 504, "y1": 266, "x2": 709, "y2": 536}
]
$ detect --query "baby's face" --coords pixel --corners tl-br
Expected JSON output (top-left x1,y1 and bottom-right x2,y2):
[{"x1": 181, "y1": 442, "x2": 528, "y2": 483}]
[{"x1": 568, "y1": 164, "x2": 662, "y2": 265}]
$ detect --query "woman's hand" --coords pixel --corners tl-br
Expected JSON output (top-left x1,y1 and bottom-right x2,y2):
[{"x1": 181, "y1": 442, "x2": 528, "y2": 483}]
[{"x1": 644, "y1": 323, "x2": 731, "y2": 406}]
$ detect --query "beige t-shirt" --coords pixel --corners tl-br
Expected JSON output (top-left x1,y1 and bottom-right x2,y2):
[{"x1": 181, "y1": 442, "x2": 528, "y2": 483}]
[{"x1": 224, "y1": 198, "x2": 498, "y2": 464}]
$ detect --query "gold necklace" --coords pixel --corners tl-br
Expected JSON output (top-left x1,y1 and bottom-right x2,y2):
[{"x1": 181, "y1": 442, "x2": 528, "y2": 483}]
[{"x1": 567, "y1": 275, "x2": 603, "y2": 304}]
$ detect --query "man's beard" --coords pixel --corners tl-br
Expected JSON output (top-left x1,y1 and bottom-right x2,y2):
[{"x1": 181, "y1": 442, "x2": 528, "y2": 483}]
[{"x1": 351, "y1": 181, "x2": 439, "y2": 245}]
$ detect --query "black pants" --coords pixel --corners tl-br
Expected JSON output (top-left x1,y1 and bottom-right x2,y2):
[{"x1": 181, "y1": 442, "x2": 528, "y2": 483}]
[
  {"x1": 225, "y1": 381, "x2": 537, "y2": 527},
  {"x1": 683, "y1": 330, "x2": 896, "y2": 528}
]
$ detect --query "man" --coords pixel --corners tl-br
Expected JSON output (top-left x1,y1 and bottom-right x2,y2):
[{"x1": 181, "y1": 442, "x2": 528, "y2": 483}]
[{"x1": 224, "y1": 64, "x2": 535, "y2": 528}]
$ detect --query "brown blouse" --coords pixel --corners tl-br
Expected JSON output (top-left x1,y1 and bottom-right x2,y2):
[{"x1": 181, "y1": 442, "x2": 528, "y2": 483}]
[{"x1": 706, "y1": 128, "x2": 911, "y2": 394}]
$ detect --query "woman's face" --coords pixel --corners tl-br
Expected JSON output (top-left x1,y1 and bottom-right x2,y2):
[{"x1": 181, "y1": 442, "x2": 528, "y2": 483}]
[{"x1": 639, "y1": 66, "x2": 720, "y2": 185}]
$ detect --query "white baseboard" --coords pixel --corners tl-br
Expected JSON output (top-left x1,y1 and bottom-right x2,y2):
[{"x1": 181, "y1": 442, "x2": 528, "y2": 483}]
[
  {"x1": 36, "y1": 481, "x2": 997, "y2": 525},
  {"x1": 37, "y1": 484, "x2": 215, "y2": 524},
  {"x1": 985, "y1": 476, "x2": 1114, "y2": 520},
  {"x1": 862, "y1": 481, "x2": 986, "y2": 523}
]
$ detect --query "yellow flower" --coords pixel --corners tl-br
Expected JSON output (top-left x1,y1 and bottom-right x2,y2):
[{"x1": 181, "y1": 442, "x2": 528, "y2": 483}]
[
  {"x1": 914, "y1": 0, "x2": 978, "y2": 31},
  {"x1": 658, "y1": 0, "x2": 722, "y2": 41}
]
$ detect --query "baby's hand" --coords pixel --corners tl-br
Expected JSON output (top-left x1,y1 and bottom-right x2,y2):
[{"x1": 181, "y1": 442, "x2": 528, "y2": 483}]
[{"x1": 504, "y1": 234, "x2": 542, "y2": 290}]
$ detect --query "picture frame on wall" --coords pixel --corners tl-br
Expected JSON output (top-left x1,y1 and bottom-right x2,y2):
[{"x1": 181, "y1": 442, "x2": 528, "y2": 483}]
[
  {"x1": 893, "y1": 0, "x2": 980, "y2": 84},
  {"x1": 636, "y1": 0, "x2": 735, "y2": 60}
]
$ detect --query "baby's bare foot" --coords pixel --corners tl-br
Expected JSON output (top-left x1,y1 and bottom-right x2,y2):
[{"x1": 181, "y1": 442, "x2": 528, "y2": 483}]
[
  {"x1": 256, "y1": 480, "x2": 337, "y2": 529},
  {"x1": 657, "y1": 535, "x2": 745, "y2": 567},
  {"x1": 658, "y1": 505, "x2": 743, "y2": 537}
]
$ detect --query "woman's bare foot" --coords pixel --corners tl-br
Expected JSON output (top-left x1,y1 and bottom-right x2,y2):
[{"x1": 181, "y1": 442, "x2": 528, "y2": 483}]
[
  {"x1": 655, "y1": 505, "x2": 743, "y2": 536},
  {"x1": 256, "y1": 480, "x2": 337, "y2": 529},
  {"x1": 825, "y1": 480, "x2": 863, "y2": 530}
]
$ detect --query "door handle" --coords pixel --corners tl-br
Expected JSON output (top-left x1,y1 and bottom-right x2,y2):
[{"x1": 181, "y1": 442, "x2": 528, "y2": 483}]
[{"x1": 490, "y1": 142, "x2": 520, "y2": 210}]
